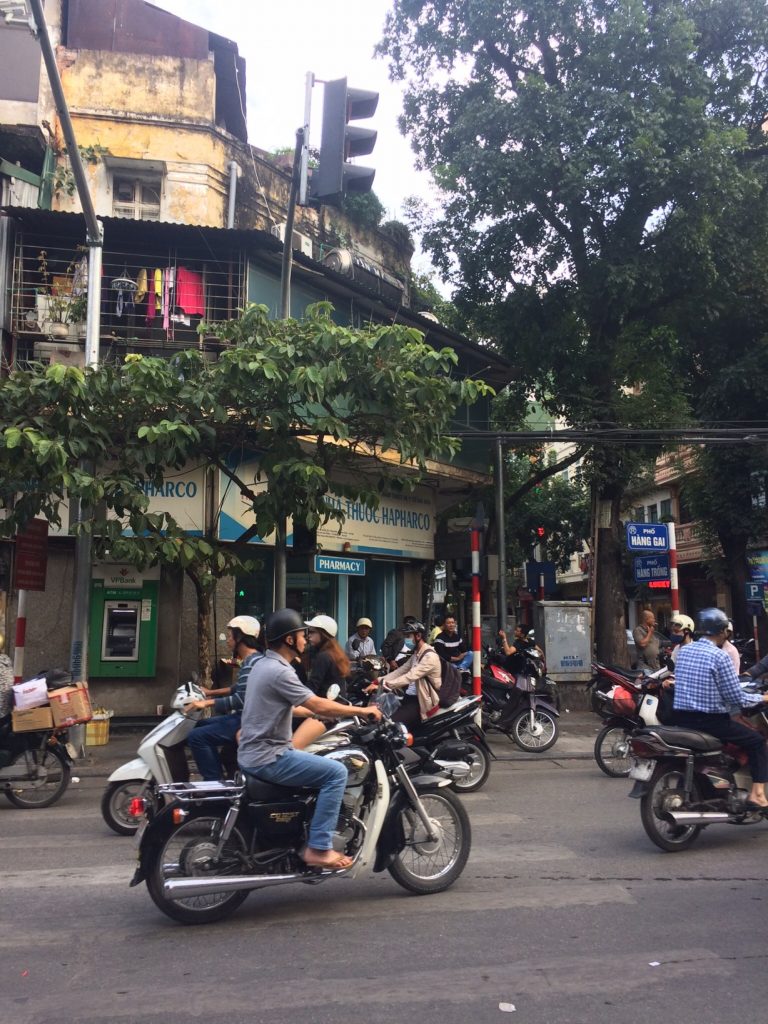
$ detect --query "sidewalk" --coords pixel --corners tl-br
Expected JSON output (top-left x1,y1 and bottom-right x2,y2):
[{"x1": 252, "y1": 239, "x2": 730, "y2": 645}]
[{"x1": 74, "y1": 711, "x2": 602, "y2": 777}]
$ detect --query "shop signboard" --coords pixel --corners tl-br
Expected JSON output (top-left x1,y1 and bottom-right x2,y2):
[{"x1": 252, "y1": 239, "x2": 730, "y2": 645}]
[
  {"x1": 13, "y1": 518, "x2": 48, "y2": 591},
  {"x1": 314, "y1": 555, "x2": 365, "y2": 576},
  {"x1": 219, "y1": 458, "x2": 435, "y2": 559}
]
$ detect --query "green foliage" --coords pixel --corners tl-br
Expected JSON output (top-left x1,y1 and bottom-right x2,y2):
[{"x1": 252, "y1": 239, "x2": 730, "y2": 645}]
[
  {"x1": 340, "y1": 190, "x2": 385, "y2": 229},
  {"x1": 0, "y1": 302, "x2": 492, "y2": 550},
  {"x1": 380, "y1": 219, "x2": 414, "y2": 249}
]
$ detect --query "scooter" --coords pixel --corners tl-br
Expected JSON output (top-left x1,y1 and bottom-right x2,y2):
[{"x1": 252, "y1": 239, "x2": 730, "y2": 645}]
[
  {"x1": 587, "y1": 662, "x2": 673, "y2": 777},
  {"x1": 100, "y1": 681, "x2": 207, "y2": 835},
  {"x1": 628, "y1": 680, "x2": 768, "y2": 852},
  {"x1": 473, "y1": 646, "x2": 560, "y2": 752}
]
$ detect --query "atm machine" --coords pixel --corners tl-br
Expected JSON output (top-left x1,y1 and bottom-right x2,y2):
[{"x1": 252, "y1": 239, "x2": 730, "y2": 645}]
[{"x1": 89, "y1": 564, "x2": 159, "y2": 677}]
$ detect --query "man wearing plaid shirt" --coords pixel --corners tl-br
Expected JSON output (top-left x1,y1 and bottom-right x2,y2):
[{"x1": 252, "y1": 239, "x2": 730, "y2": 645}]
[{"x1": 674, "y1": 608, "x2": 768, "y2": 810}]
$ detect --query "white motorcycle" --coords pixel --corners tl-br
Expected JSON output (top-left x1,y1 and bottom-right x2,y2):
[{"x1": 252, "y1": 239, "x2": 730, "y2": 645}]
[{"x1": 101, "y1": 681, "x2": 207, "y2": 835}]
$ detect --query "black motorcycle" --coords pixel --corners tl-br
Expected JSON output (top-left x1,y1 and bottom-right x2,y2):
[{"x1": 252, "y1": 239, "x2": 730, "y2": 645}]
[
  {"x1": 346, "y1": 661, "x2": 493, "y2": 793},
  {"x1": 131, "y1": 707, "x2": 472, "y2": 925},
  {"x1": 470, "y1": 646, "x2": 560, "y2": 753}
]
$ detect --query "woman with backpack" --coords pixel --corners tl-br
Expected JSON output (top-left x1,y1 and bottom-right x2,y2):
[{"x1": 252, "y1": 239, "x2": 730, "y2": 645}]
[{"x1": 370, "y1": 620, "x2": 442, "y2": 730}]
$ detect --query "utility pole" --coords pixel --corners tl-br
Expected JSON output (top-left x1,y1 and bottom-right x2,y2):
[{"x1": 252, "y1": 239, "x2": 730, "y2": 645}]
[
  {"x1": 495, "y1": 438, "x2": 507, "y2": 633},
  {"x1": 27, "y1": 0, "x2": 103, "y2": 754}
]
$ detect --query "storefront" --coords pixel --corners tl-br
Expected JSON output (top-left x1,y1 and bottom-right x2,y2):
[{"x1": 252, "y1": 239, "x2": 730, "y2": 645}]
[{"x1": 219, "y1": 458, "x2": 435, "y2": 647}]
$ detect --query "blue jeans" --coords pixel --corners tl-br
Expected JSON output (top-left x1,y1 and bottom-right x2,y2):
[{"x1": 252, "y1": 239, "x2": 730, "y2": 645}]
[
  {"x1": 243, "y1": 748, "x2": 347, "y2": 851},
  {"x1": 457, "y1": 651, "x2": 474, "y2": 671},
  {"x1": 188, "y1": 714, "x2": 241, "y2": 781}
]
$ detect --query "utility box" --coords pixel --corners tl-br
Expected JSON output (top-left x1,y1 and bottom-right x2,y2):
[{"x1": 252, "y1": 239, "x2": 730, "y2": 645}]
[
  {"x1": 533, "y1": 601, "x2": 592, "y2": 682},
  {"x1": 88, "y1": 564, "x2": 160, "y2": 678}
]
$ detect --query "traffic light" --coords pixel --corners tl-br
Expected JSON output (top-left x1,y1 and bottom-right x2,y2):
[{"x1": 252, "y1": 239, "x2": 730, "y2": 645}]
[
  {"x1": 535, "y1": 526, "x2": 547, "y2": 540},
  {"x1": 311, "y1": 77, "x2": 378, "y2": 205}
]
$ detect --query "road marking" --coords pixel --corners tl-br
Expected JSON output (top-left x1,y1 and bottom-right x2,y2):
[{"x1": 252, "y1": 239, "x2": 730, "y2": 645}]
[{"x1": 467, "y1": 811, "x2": 523, "y2": 825}]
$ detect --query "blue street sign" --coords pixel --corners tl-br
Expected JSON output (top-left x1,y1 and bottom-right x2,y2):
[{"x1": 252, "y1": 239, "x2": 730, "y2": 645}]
[
  {"x1": 314, "y1": 554, "x2": 365, "y2": 576},
  {"x1": 634, "y1": 554, "x2": 670, "y2": 583},
  {"x1": 625, "y1": 522, "x2": 669, "y2": 552},
  {"x1": 746, "y1": 581, "x2": 765, "y2": 602}
]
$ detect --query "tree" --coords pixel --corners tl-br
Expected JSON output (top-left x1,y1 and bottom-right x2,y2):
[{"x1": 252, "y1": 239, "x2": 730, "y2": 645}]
[
  {"x1": 0, "y1": 303, "x2": 491, "y2": 680},
  {"x1": 379, "y1": 0, "x2": 768, "y2": 660}
]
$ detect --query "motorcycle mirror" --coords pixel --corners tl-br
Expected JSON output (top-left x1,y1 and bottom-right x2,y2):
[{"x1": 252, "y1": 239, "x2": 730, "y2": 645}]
[{"x1": 326, "y1": 683, "x2": 341, "y2": 701}]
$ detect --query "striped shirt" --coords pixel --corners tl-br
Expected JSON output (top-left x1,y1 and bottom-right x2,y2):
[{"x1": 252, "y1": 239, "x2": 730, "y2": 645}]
[
  {"x1": 433, "y1": 629, "x2": 467, "y2": 663},
  {"x1": 673, "y1": 638, "x2": 761, "y2": 714}
]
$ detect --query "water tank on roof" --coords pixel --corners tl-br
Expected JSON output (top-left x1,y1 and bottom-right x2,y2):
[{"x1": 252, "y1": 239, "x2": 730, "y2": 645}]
[{"x1": 321, "y1": 248, "x2": 405, "y2": 307}]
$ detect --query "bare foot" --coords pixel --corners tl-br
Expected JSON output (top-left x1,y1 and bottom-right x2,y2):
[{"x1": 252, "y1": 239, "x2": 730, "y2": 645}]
[{"x1": 301, "y1": 846, "x2": 352, "y2": 870}]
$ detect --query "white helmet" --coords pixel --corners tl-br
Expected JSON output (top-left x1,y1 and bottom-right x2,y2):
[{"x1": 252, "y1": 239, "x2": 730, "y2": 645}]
[
  {"x1": 227, "y1": 615, "x2": 261, "y2": 645},
  {"x1": 671, "y1": 614, "x2": 695, "y2": 633},
  {"x1": 304, "y1": 614, "x2": 338, "y2": 638},
  {"x1": 356, "y1": 617, "x2": 373, "y2": 629}
]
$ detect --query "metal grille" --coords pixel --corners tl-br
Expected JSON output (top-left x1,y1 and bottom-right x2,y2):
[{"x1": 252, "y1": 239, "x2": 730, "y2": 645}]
[{"x1": 7, "y1": 221, "x2": 246, "y2": 369}]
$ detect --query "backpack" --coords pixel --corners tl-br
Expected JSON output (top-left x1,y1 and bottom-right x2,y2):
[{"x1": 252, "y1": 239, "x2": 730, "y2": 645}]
[
  {"x1": 381, "y1": 628, "x2": 404, "y2": 663},
  {"x1": 436, "y1": 657, "x2": 462, "y2": 708}
]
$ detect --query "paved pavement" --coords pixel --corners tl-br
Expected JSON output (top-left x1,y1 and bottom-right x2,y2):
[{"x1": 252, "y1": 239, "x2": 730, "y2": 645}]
[{"x1": 74, "y1": 709, "x2": 603, "y2": 777}]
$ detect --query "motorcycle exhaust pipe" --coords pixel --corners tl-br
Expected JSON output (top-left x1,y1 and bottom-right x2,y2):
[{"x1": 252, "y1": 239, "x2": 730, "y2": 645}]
[
  {"x1": 667, "y1": 811, "x2": 731, "y2": 824},
  {"x1": 164, "y1": 872, "x2": 302, "y2": 898},
  {"x1": 434, "y1": 759, "x2": 471, "y2": 779}
]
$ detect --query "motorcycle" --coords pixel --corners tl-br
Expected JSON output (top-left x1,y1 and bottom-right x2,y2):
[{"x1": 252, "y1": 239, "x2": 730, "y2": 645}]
[
  {"x1": 587, "y1": 662, "x2": 673, "y2": 777},
  {"x1": 101, "y1": 680, "x2": 209, "y2": 835},
  {"x1": 130, "y1": 701, "x2": 472, "y2": 925},
  {"x1": 471, "y1": 646, "x2": 560, "y2": 753},
  {"x1": 0, "y1": 669, "x2": 75, "y2": 809},
  {"x1": 627, "y1": 681, "x2": 768, "y2": 852},
  {"x1": 344, "y1": 661, "x2": 494, "y2": 793}
]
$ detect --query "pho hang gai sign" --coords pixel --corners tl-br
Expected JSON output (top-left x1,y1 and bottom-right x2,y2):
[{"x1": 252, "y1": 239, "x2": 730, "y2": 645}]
[{"x1": 217, "y1": 457, "x2": 435, "y2": 559}]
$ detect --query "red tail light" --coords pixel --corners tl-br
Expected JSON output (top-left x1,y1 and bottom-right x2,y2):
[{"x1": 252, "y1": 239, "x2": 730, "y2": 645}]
[{"x1": 128, "y1": 797, "x2": 146, "y2": 818}]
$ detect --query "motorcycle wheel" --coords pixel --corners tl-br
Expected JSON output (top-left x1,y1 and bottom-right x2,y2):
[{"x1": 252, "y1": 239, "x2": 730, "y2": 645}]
[
  {"x1": 594, "y1": 724, "x2": 633, "y2": 778},
  {"x1": 388, "y1": 788, "x2": 471, "y2": 894},
  {"x1": 4, "y1": 745, "x2": 71, "y2": 809},
  {"x1": 640, "y1": 767, "x2": 702, "y2": 852},
  {"x1": 510, "y1": 709, "x2": 558, "y2": 752},
  {"x1": 101, "y1": 780, "x2": 155, "y2": 836},
  {"x1": 146, "y1": 813, "x2": 249, "y2": 924},
  {"x1": 450, "y1": 741, "x2": 491, "y2": 793}
]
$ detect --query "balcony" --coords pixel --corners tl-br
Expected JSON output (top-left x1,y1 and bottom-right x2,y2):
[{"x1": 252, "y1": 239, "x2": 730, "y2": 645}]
[
  {"x1": 654, "y1": 447, "x2": 697, "y2": 487},
  {"x1": 675, "y1": 521, "x2": 715, "y2": 564}
]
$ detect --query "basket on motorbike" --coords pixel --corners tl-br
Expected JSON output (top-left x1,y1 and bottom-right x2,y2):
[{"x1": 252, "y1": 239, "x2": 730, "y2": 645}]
[{"x1": 595, "y1": 684, "x2": 637, "y2": 717}]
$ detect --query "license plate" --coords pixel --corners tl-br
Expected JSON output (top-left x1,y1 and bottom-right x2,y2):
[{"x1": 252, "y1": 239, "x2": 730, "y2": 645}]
[{"x1": 629, "y1": 758, "x2": 653, "y2": 781}]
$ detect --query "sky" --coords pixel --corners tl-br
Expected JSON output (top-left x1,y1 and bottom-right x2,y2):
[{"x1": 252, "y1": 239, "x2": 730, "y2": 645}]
[{"x1": 151, "y1": 0, "x2": 439, "y2": 276}]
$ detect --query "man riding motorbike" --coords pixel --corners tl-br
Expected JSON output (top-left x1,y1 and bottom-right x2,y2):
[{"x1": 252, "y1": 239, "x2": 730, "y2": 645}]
[
  {"x1": 673, "y1": 607, "x2": 768, "y2": 811},
  {"x1": 237, "y1": 609, "x2": 381, "y2": 871}
]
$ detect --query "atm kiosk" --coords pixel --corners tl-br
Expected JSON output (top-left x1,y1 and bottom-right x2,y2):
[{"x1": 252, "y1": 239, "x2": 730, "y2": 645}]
[{"x1": 89, "y1": 564, "x2": 159, "y2": 677}]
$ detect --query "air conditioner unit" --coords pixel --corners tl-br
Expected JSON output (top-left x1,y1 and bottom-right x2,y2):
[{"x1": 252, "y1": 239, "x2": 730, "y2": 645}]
[{"x1": 270, "y1": 223, "x2": 313, "y2": 259}]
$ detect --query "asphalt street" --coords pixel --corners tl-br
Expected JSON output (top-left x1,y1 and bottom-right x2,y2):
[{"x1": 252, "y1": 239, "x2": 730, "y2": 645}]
[{"x1": 2, "y1": 721, "x2": 768, "y2": 1024}]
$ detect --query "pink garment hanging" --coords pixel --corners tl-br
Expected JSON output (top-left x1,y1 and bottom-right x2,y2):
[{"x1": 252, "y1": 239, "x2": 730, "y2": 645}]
[{"x1": 176, "y1": 267, "x2": 205, "y2": 316}]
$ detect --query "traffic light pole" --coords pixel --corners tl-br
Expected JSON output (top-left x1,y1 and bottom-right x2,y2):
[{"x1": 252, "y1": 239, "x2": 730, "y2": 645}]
[
  {"x1": 273, "y1": 128, "x2": 306, "y2": 609},
  {"x1": 495, "y1": 438, "x2": 507, "y2": 633}
]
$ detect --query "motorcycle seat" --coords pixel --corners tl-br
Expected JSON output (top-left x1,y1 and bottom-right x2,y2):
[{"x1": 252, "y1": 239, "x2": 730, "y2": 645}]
[
  {"x1": 635, "y1": 726, "x2": 722, "y2": 752},
  {"x1": 244, "y1": 775, "x2": 314, "y2": 801}
]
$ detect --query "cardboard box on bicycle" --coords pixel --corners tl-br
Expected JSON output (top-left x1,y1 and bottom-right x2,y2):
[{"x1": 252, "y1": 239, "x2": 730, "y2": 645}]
[
  {"x1": 48, "y1": 682, "x2": 92, "y2": 728},
  {"x1": 12, "y1": 705, "x2": 54, "y2": 732}
]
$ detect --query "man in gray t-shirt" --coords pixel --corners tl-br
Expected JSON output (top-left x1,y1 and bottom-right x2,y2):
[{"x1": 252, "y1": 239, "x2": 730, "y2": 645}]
[{"x1": 238, "y1": 609, "x2": 381, "y2": 872}]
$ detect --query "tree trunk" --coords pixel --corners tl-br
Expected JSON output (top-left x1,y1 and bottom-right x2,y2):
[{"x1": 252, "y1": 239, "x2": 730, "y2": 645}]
[
  {"x1": 188, "y1": 570, "x2": 214, "y2": 685},
  {"x1": 594, "y1": 486, "x2": 629, "y2": 664},
  {"x1": 720, "y1": 532, "x2": 750, "y2": 636}
]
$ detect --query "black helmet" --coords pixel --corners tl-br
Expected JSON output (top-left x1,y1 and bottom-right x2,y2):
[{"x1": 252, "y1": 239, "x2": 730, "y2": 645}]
[
  {"x1": 265, "y1": 608, "x2": 304, "y2": 644},
  {"x1": 402, "y1": 620, "x2": 426, "y2": 636},
  {"x1": 695, "y1": 608, "x2": 729, "y2": 637}
]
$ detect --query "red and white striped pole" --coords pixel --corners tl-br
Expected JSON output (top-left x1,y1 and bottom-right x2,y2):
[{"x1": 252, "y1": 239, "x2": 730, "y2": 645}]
[
  {"x1": 668, "y1": 522, "x2": 679, "y2": 614},
  {"x1": 471, "y1": 522, "x2": 482, "y2": 696},
  {"x1": 13, "y1": 589, "x2": 28, "y2": 683}
]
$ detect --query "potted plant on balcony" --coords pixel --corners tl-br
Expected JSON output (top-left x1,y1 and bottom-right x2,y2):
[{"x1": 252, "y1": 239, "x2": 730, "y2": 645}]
[{"x1": 35, "y1": 249, "x2": 88, "y2": 338}]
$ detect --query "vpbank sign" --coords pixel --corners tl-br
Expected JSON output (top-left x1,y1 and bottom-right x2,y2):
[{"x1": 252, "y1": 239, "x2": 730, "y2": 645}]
[{"x1": 314, "y1": 555, "x2": 366, "y2": 576}]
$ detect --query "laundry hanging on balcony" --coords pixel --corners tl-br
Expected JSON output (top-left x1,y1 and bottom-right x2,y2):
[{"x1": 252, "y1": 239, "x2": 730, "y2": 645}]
[{"x1": 111, "y1": 269, "x2": 138, "y2": 318}]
